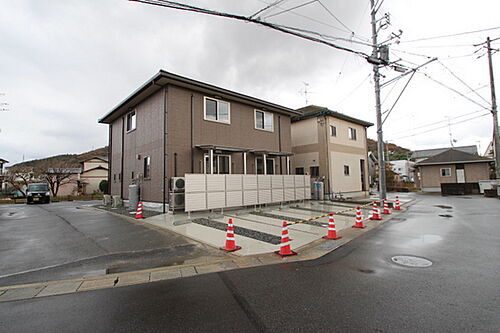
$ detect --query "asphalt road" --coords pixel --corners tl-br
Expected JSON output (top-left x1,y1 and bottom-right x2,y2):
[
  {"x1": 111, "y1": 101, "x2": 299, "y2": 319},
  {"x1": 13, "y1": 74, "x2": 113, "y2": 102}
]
[
  {"x1": 1, "y1": 194, "x2": 498, "y2": 332},
  {"x1": 0, "y1": 201, "x2": 221, "y2": 286}
]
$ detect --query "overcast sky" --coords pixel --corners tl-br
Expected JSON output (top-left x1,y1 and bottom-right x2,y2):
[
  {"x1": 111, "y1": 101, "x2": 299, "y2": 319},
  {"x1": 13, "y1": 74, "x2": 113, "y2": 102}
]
[{"x1": 1, "y1": 0, "x2": 499, "y2": 165}]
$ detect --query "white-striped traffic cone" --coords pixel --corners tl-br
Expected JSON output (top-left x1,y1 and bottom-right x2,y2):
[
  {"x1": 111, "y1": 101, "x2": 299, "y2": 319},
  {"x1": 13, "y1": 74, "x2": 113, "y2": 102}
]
[
  {"x1": 220, "y1": 218, "x2": 242, "y2": 252},
  {"x1": 369, "y1": 202, "x2": 383, "y2": 220},
  {"x1": 382, "y1": 198, "x2": 391, "y2": 214},
  {"x1": 323, "y1": 213, "x2": 342, "y2": 240},
  {"x1": 352, "y1": 207, "x2": 366, "y2": 229},
  {"x1": 275, "y1": 221, "x2": 297, "y2": 257},
  {"x1": 394, "y1": 196, "x2": 401, "y2": 210},
  {"x1": 135, "y1": 201, "x2": 144, "y2": 219}
]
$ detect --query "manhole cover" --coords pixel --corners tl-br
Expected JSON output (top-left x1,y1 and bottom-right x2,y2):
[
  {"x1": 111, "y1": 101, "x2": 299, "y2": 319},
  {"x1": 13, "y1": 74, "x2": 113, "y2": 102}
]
[{"x1": 391, "y1": 255, "x2": 432, "y2": 267}]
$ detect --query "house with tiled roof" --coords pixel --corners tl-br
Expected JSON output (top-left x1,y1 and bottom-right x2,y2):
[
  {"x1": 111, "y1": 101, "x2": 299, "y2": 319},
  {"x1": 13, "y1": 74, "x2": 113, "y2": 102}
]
[{"x1": 415, "y1": 148, "x2": 493, "y2": 192}]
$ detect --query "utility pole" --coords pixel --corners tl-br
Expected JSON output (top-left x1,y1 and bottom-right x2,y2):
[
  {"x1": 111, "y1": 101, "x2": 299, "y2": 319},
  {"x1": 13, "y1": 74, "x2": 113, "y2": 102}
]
[
  {"x1": 370, "y1": 0, "x2": 386, "y2": 200},
  {"x1": 486, "y1": 37, "x2": 500, "y2": 186}
]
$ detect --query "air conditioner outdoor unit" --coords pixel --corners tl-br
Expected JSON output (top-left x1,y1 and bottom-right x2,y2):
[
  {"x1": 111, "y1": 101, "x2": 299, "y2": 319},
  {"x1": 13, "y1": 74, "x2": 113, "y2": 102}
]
[
  {"x1": 170, "y1": 192, "x2": 185, "y2": 210},
  {"x1": 171, "y1": 177, "x2": 185, "y2": 192}
]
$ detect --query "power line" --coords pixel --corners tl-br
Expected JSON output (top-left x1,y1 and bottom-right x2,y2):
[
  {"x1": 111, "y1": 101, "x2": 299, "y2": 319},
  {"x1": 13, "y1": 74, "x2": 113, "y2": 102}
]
[
  {"x1": 130, "y1": 0, "x2": 371, "y2": 58},
  {"x1": 419, "y1": 72, "x2": 490, "y2": 111},
  {"x1": 437, "y1": 60, "x2": 490, "y2": 105},
  {"x1": 317, "y1": 0, "x2": 353, "y2": 34},
  {"x1": 255, "y1": 0, "x2": 370, "y2": 41},
  {"x1": 334, "y1": 73, "x2": 371, "y2": 106},
  {"x1": 389, "y1": 112, "x2": 491, "y2": 140},
  {"x1": 249, "y1": 0, "x2": 286, "y2": 19},
  {"x1": 400, "y1": 25, "x2": 500, "y2": 44},
  {"x1": 389, "y1": 108, "x2": 487, "y2": 136},
  {"x1": 263, "y1": 0, "x2": 318, "y2": 19}
]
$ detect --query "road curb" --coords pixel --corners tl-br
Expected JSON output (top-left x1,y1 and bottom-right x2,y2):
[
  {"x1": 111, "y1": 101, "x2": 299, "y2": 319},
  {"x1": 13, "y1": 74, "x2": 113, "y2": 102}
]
[{"x1": 0, "y1": 199, "x2": 417, "y2": 302}]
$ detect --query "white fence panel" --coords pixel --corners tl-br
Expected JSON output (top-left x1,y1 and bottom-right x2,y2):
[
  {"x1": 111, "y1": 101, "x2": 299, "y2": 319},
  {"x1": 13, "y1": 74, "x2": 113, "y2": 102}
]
[
  {"x1": 185, "y1": 192, "x2": 206, "y2": 211},
  {"x1": 243, "y1": 190, "x2": 258, "y2": 205},
  {"x1": 226, "y1": 191, "x2": 243, "y2": 207},
  {"x1": 226, "y1": 175, "x2": 242, "y2": 191},
  {"x1": 207, "y1": 174, "x2": 225, "y2": 192},
  {"x1": 185, "y1": 174, "x2": 206, "y2": 192},
  {"x1": 258, "y1": 189, "x2": 272, "y2": 204},
  {"x1": 257, "y1": 175, "x2": 271, "y2": 189},
  {"x1": 185, "y1": 174, "x2": 311, "y2": 212},
  {"x1": 207, "y1": 192, "x2": 225, "y2": 209},
  {"x1": 243, "y1": 175, "x2": 257, "y2": 190},
  {"x1": 271, "y1": 175, "x2": 283, "y2": 189},
  {"x1": 272, "y1": 189, "x2": 284, "y2": 202}
]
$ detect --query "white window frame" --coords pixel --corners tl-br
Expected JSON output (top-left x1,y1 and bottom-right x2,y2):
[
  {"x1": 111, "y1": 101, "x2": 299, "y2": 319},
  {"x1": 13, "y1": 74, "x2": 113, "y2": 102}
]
[
  {"x1": 203, "y1": 154, "x2": 232, "y2": 174},
  {"x1": 440, "y1": 168, "x2": 451, "y2": 177},
  {"x1": 255, "y1": 157, "x2": 275, "y2": 175},
  {"x1": 126, "y1": 110, "x2": 137, "y2": 132},
  {"x1": 203, "y1": 96, "x2": 231, "y2": 124},
  {"x1": 348, "y1": 127, "x2": 357, "y2": 140},
  {"x1": 330, "y1": 125, "x2": 337, "y2": 137},
  {"x1": 254, "y1": 109, "x2": 274, "y2": 132}
]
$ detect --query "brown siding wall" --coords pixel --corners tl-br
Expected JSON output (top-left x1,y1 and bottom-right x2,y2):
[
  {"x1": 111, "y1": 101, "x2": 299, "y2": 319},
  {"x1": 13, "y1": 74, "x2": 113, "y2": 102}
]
[
  {"x1": 166, "y1": 85, "x2": 292, "y2": 188},
  {"x1": 110, "y1": 84, "x2": 293, "y2": 203}
]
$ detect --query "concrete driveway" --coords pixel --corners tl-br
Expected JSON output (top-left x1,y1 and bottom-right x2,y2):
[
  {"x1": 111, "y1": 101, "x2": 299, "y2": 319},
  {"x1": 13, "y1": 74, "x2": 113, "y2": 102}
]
[{"x1": 0, "y1": 201, "x2": 223, "y2": 286}]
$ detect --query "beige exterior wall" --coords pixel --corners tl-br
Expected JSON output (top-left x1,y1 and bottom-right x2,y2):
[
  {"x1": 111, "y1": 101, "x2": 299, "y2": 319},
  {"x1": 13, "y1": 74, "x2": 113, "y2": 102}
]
[
  {"x1": 291, "y1": 117, "x2": 318, "y2": 146},
  {"x1": 291, "y1": 114, "x2": 369, "y2": 197},
  {"x1": 83, "y1": 158, "x2": 108, "y2": 172},
  {"x1": 418, "y1": 162, "x2": 491, "y2": 190},
  {"x1": 81, "y1": 168, "x2": 108, "y2": 194}
]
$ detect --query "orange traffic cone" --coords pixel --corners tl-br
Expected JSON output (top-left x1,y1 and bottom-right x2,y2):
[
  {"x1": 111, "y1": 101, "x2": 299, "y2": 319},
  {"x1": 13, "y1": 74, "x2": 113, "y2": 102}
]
[
  {"x1": 352, "y1": 207, "x2": 366, "y2": 229},
  {"x1": 275, "y1": 221, "x2": 297, "y2": 257},
  {"x1": 135, "y1": 201, "x2": 144, "y2": 219},
  {"x1": 323, "y1": 213, "x2": 342, "y2": 240},
  {"x1": 220, "y1": 218, "x2": 242, "y2": 252},
  {"x1": 382, "y1": 198, "x2": 391, "y2": 214},
  {"x1": 369, "y1": 202, "x2": 383, "y2": 220},
  {"x1": 394, "y1": 196, "x2": 401, "y2": 210}
]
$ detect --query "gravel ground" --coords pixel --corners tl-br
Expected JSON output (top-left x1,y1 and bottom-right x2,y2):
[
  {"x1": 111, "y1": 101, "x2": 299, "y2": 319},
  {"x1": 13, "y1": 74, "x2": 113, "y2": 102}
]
[
  {"x1": 94, "y1": 205, "x2": 163, "y2": 219},
  {"x1": 192, "y1": 218, "x2": 282, "y2": 245},
  {"x1": 250, "y1": 211, "x2": 326, "y2": 228}
]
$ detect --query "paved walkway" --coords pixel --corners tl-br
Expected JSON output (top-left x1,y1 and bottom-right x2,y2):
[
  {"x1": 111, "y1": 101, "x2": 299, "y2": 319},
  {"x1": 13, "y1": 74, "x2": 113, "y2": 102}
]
[{"x1": 0, "y1": 195, "x2": 412, "y2": 303}]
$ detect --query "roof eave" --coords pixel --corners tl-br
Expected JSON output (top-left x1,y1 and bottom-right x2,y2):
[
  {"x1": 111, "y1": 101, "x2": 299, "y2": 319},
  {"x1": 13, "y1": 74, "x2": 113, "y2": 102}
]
[{"x1": 99, "y1": 70, "x2": 299, "y2": 124}]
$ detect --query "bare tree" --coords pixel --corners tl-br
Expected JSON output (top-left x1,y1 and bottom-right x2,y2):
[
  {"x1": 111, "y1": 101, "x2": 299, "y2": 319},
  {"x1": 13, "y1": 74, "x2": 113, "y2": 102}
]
[
  {"x1": 36, "y1": 161, "x2": 80, "y2": 197},
  {"x1": 4, "y1": 166, "x2": 35, "y2": 196}
]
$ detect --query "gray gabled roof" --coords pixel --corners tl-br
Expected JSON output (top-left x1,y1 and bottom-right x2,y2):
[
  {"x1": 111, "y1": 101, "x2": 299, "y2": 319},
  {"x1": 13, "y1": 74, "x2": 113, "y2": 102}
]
[
  {"x1": 415, "y1": 148, "x2": 492, "y2": 166},
  {"x1": 99, "y1": 70, "x2": 300, "y2": 124},
  {"x1": 292, "y1": 105, "x2": 373, "y2": 127},
  {"x1": 412, "y1": 145, "x2": 477, "y2": 159}
]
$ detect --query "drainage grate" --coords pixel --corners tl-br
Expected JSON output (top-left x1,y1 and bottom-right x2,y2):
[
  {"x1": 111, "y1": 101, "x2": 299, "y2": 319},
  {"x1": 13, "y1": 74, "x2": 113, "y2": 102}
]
[
  {"x1": 192, "y1": 218, "x2": 282, "y2": 244},
  {"x1": 391, "y1": 255, "x2": 432, "y2": 268},
  {"x1": 439, "y1": 214, "x2": 453, "y2": 218},
  {"x1": 250, "y1": 211, "x2": 325, "y2": 227},
  {"x1": 434, "y1": 205, "x2": 452, "y2": 209}
]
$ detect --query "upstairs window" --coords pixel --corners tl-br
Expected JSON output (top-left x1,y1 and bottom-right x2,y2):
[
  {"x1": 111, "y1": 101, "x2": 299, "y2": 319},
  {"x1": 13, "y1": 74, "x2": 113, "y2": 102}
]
[
  {"x1": 348, "y1": 127, "x2": 357, "y2": 140},
  {"x1": 255, "y1": 110, "x2": 274, "y2": 131},
  {"x1": 204, "y1": 97, "x2": 230, "y2": 123},
  {"x1": 344, "y1": 165, "x2": 350, "y2": 176},
  {"x1": 330, "y1": 125, "x2": 337, "y2": 137},
  {"x1": 126, "y1": 110, "x2": 136, "y2": 132}
]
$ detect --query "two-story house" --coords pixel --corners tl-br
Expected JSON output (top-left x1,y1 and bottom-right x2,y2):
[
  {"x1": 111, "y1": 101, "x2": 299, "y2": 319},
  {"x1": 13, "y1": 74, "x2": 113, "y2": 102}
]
[
  {"x1": 99, "y1": 70, "x2": 300, "y2": 210},
  {"x1": 78, "y1": 155, "x2": 109, "y2": 194},
  {"x1": 0, "y1": 158, "x2": 8, "y2": 190},
  {"x1": 291, "y1": 106, "x2": 373, "y2": 198}
]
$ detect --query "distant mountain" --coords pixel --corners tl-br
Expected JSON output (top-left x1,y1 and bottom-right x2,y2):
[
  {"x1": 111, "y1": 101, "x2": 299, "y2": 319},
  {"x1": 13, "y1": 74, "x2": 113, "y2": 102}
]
[
  {"x1": 12, "y1": 147, "x2": 108, "y2": 168},
  {"x1": 367, "y1": 139, "x2": 410, "y2": 153}
]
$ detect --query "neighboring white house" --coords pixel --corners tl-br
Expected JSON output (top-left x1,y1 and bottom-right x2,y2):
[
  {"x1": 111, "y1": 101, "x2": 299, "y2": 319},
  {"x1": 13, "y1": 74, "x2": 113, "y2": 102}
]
[{"x1": 389, "y1": 160, "x2": 415, "y2": 182}]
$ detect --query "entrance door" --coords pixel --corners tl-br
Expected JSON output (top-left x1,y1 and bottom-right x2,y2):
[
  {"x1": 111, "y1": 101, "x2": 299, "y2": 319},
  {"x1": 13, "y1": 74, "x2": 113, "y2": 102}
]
[{"x1": 456, "y1": 164, "x2": 465, "y2": 183}]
